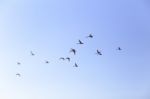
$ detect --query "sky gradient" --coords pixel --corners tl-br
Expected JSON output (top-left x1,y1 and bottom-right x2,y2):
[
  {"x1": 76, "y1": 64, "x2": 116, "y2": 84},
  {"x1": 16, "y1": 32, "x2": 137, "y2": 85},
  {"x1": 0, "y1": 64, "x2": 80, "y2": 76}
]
[{"x1": 0, "y1": 0, "x2": 150, "y2": 99}]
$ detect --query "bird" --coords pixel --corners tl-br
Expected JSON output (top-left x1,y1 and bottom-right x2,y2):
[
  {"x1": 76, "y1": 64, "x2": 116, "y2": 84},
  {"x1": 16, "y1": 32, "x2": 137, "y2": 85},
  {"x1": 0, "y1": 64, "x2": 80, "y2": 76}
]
[
  {"x1": 117, "y1": 47, "x2": 122, "y2": 51},
  {"x1": 59, "y1": 57, "x2": 65, "y2": 60},
  {"x1": 66, "y1": 57, "x2": 70, "y2": 62},
  {"x1": 74, "y1": 63, "x2": 78, "y2": 67},
  {"x1": 17, "y1": 62, "x2": 21, "y2": 65},
  {"x1": 30, "y1": 51, "x2": 35, "y2": 56},
  {"x1": 45, "y1": 60, "x2": 49, "y2": 64},
  {"x1": 96, "y1": 49, "x2": 102, "y2": 55},
  {"x1": 77, "y1": 40, "x2": 84, "y2": 44},
  {"x1": 16, "y1": 73, "x2": 21, "y2": 77},
  {"x1": 87, "y1": 34, "x2": 93, "y2": 38},
  {"x1": 70, "y1": 48, "x2": 76, "y2": 55}
]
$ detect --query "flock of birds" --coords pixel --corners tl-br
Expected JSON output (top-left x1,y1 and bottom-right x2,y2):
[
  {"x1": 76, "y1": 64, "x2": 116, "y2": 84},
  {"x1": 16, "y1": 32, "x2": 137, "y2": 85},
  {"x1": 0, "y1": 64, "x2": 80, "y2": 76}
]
[{"x1": 16, "y1": 34, "x2": 122, "y2": 77}]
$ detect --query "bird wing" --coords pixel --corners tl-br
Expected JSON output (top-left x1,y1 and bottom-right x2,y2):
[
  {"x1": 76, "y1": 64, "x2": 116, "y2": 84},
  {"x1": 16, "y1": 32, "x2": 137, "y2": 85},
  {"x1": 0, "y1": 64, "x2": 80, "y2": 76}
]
[{"x1": 59, "y1": 57, "x2": 65, "y2": 60}]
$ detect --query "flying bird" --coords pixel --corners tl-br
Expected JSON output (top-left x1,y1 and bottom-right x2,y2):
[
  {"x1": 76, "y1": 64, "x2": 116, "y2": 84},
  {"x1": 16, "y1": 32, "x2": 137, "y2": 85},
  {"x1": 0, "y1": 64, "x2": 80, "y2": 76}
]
[
  {"x1": 96, "y1": 49, "x2": 102, "y2": 55},
  {"x1": 59, "y1": 57, "x2": 65, "y2": 60},
  {"x1": 117, "y1": 47, "x2": 122, "y2": 51},
  {"x1": 16, "y1": 73, "x2": 21, "y2": 77},
  {"x1": 87, "y1": 34, "x2": 93, "y2": 38},
  {"x1": 74, "y1": 63, "x2": 78, "y2": 67},
  {"x1": 77, "y1": 40, "x2": 84, "y2": 44},
  {"x1": 70, "y1": 48, "x2": 76, "y2": 55},
  {"x1": 45, "y1": 60, "x2": 49, "y2": 64},
  {"x1": 30, "y1": 51, "x2": 35, "y2": 56},
  {"x1": 17, "y1": 62, "x2": 21, "y2": 65},
  {"x1": 66, "y1": 57, "x2": 70, "y2": 62}
]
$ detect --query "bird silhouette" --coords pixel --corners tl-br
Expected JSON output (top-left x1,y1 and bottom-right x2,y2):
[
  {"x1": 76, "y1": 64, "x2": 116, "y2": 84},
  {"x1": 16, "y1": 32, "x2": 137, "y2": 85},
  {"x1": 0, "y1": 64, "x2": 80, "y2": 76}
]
[
  {"x1": 59, "y1": 57, "x2": 65, "y2": 60},
  {"x1": 30, "y1": 51, "x2": 35, "y2": 56},
  {"x1": 16, "y1": 73, "x2": 21, "y2": 77},
  {"x1": 77, "y1": 40, "x2": 84, "y2": 44},
  {"x1": 70, "y1": 48, "x2": 76, "y2": 55},
  {"x1": 87, "y1": 34, "x2": 93, "y2": 38},
  {"x1": 45, "y1": 60, "x2": 49, "y2": 64},
  {"x1": 96, "y1": 49, "x2": 102, "y2": 55},
  {"x1": 74, "y1": 63, "x2": 78, "y2": 67},
  {"x1": 17, "y1": 62, "x2": 21, "y2": 65},
  {"x1": 66, "y1": 57, "x2": 70, "y2": 62},
  {"x1": 117, "y1": 47, "x2": 122, "y2": 51}
]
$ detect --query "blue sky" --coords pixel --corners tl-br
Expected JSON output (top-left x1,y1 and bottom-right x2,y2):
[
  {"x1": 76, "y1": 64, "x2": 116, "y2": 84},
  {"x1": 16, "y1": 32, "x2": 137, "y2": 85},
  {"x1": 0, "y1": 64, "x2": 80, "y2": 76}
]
[{"x1": 0, "y1": 0, "x2": 150, "y2": 99}]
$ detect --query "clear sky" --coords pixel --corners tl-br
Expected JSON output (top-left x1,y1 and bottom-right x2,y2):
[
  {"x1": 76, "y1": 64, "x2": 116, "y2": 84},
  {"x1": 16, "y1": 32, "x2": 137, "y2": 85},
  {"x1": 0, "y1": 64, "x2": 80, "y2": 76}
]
[{"x1": 0, "y1": 0, "x2": 150, "y2": 99}]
